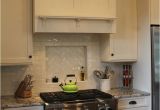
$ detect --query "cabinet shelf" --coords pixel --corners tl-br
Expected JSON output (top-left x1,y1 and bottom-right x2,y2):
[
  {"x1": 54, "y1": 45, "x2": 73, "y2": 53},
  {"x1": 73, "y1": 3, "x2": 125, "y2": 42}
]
[
  {"x1": 38, "y1": 16, "x2": 117, "y2": 21},
  {"x1": 35, "y1": 15, "x2": 116, "y2": 33}
]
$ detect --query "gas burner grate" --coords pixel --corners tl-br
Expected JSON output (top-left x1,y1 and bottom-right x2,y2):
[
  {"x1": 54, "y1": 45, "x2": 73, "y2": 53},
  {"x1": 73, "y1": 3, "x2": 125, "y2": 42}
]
[{"x1": 40, "y1": 89, "x2": 113, "y2": 103}]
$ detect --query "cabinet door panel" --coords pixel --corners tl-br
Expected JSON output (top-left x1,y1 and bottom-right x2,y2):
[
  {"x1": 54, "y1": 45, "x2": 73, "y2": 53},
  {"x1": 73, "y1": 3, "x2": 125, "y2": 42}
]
[
  {"x1": 77, "y1": 0, "x2": 116, "y2": 17},
  {"x1": 110, "y1": 36, "x2": 137, "y2": 61},
  {"x1": 1, "y1": 0, "x2": 32, "y2": 65},
  {"x1": 119, "y1": 107, "x2": 150, "y2": 110},
  {"x1": 34, "y1": 0, "x2": 75, "y2": 16},
  {"x1": 4, "y1": 106, "x2": 43, "y2": 110},
  {"x1": 150, "y1": 0, "x2": 160, "y2": 24},
  {"x1": 100, "y1": 0, "x2": 137, "y2": 62},
  {"x1": 110, "y1": 0, "x2": 137, "y2": 61}
]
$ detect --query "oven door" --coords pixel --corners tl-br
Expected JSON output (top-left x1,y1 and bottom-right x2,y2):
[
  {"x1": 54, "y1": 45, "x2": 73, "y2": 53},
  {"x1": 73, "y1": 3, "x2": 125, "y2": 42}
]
[
  {"x1": 44, "y1": 101, "x2": 99, "y2": 110},
  {"x1": 63, "y1": 101, "x2": 98, "y2": 110},
  {"x1": 45, "y1": 100, "x2": 115, "y2": 110},
  {"x1": 63, "y1": 100, "x2": 111, "y2": 110}
]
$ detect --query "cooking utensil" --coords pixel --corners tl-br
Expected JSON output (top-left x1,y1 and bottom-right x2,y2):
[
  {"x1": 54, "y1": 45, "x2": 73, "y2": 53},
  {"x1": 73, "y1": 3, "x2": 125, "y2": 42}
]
[
  {"x1": 59, "y1": 74, "x2": 78, "y2": 93},
  {"x1": 94, "y1": 70, "x2": 107, "y2": 79},
  {"x1": 94, "y1": 66, "x2": 115, "y2": 79},
  {"x1": 15, "y1": 74, "x2": 33, "y2": 98}
]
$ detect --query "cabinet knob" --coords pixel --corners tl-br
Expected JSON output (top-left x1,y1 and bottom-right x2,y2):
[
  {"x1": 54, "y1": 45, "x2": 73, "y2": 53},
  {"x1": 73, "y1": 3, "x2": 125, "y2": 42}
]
[
  {"x1": 111, "y1": 53, "x2": 114, "y2": 56},
  {"x1": 29, "y1": 55, "x2": 32, "y2": 58},
  {"x1": 129, "y1": 101, "x2": 137, "y2": 105}
]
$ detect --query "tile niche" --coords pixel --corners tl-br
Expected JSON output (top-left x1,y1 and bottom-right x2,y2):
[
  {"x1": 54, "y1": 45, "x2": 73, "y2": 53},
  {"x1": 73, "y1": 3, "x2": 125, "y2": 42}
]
[{"x1": 45, "y1": 46, "x2": 87, "y2": 83}]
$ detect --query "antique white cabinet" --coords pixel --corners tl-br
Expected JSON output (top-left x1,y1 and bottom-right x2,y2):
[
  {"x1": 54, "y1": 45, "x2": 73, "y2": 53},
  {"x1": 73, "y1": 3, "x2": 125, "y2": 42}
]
[
  {"x1": 34, "y1": 0, "x2": 75, "y2": 16},
  {"x1": 118, "y1": 96, "x2": 150, "y2": 110},
  {"x1": 150, "y1": 0, "x2": 160, "y2": 24},
  {"x1": 34, "y1": 0, "x2": 116, "y2": 18},
  {"x1": 76, "y1": 0, "x2": 116, "y2": 18},
  {"x1": 100, "y1": 0, "x2": 137, "y2": 62},
  {"x1": 1, "y1": 0, "x2": 32, "y2": 65},
  {"x1": 3, "y1": 106, "x2": 43, "y2": 110},
  {"x1": 33, "y1": 0, "x2": 116, "y2": 33}
]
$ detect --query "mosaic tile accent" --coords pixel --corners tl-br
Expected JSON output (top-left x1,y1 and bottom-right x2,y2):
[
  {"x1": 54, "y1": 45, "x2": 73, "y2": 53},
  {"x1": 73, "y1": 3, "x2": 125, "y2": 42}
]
[{"x1": 46, "y1": 46, "x2": 87, "y2": 82}]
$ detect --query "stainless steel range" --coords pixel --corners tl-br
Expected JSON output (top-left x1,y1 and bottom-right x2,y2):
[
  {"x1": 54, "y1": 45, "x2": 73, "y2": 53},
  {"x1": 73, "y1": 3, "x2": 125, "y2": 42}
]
[{"x1": 40, "y1": 89, "x2": 117, "y2": 110}]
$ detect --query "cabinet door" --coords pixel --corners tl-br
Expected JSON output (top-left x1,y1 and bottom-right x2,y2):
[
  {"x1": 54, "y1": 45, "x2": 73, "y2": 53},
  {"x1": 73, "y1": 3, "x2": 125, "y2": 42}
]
[
  {"x1": 76, "y1": 0, "x2": 116, "y2": 18},
  {"x1": 118, "y1": 96, "x2": 150, "y2": 110},
  {"x1": 34, "y1": 0, "x2": 75, "y2": 16},
  {"x1": 4, "y1": 106, "x2": 43, "y2": 110},
  {"x1": 110, "y1": 0, "x2": 137, "y2": 62},
  {"x1": 100, "y1": 0, "x2": 137, "y2": 62},
  {"x1": 109, "y1": 36, "x2": 137, "y2": 62},
  {"x1": 150, "y1": 0, "x2": 160, "y2": 24},
  {"x1": 1, "y1": 0, "x2": 32, "y2": 65},
  {"x1": 119, "y1": 107, "x2": 150, "y2": 110}
]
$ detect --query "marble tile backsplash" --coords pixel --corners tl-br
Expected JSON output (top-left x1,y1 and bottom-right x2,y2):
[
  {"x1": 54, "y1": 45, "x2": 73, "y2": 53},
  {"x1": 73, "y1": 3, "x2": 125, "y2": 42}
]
[
  {"x1": 46, "y1": 46, "x2": 87, "y2": 82},
  {"x1": 1, "y1": 34, "x2": 122, "y2": 96}
]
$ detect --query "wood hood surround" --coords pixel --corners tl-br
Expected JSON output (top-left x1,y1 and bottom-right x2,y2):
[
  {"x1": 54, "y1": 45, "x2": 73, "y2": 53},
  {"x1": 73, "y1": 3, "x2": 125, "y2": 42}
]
[{"x1": 33, "y1": 0, "x2": 116, "y2": 33}]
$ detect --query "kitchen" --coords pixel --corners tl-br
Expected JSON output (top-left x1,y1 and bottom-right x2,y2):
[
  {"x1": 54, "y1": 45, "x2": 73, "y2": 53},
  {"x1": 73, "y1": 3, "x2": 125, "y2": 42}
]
[{"x1": 1, "y1": 0, "x2": 160, "y2": 110}]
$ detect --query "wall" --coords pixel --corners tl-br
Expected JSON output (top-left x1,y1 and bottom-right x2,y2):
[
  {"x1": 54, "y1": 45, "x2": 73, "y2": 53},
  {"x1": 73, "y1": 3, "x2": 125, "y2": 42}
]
[
  {"x1": 133, "y1": 0, "x2": 151, "y2": 109},
  {"x1": 133, "y1": 0, "x2": 151, "y2": 93},
  {"x1": 1, "y1": 34, "x2": 122, "y2": 96}
]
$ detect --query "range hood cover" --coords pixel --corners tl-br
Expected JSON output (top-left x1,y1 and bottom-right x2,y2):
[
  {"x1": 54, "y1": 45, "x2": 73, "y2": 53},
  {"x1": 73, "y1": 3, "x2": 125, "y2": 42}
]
[{"x1": 33, "y1": 16, "x2": 116, "y2": 33}]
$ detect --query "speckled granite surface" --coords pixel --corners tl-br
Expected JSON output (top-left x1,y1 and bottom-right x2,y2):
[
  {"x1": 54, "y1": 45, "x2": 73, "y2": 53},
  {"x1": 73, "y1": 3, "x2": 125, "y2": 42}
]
[
  {"x1": 1, "y1": 96, "x2": 44, "y2": 109},
  {"x1": 1, "y1": 88, "x2": 150, "y2": 109},
  {"x1": 106, "y1": 88, "x2": 150, "y2": 98}
]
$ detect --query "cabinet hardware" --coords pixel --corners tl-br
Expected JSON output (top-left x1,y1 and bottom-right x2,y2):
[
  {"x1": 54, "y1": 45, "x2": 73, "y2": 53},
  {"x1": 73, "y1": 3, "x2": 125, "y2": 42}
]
[
  {"x1": 29, "y1": 55, "x2": 32, "y2": 58},
  {"x1": 111, "y1": 53, "x2": 114, "y2": 56},
  {"x1": 129, "y1": 101, "x2": 137, "y2": 105}
]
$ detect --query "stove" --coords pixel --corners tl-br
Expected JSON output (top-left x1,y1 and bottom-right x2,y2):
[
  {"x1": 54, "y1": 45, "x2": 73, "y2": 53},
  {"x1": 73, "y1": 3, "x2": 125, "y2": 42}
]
[{"x1": 40, "y1": 89, "x2": 118, "y2": 110}]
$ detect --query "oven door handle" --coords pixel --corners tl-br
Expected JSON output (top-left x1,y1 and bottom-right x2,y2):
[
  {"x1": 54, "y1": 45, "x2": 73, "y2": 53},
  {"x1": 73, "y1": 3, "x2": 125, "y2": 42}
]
[
  {"x1": 63, "y1": 102, "x2": 83, "y2": 107},
  {"x1": 63, "y1": 100, "x2": 98, "y2": 109}
]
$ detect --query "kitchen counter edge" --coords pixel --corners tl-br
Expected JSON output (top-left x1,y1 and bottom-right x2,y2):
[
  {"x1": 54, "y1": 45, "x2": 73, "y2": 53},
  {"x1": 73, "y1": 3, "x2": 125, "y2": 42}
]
[
  {"x1": 1, "y1": 96, "x2": 44, "y2": 109},
  {"x1": 105, "y1": 88, "x2": 150, "y2": 99},
  {"x1": 1, "y1": 88, "x2": 150, "y2": 109}
]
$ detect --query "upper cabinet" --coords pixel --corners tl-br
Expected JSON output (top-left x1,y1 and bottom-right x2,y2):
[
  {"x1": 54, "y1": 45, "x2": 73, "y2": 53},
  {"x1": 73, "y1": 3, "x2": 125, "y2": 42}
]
[
  {"x1": 1, "y1": 0, "x2": 32, "y2": 66},
  {"x1": 33, "y1": 0, "x2": 116, "y2": 33},
  {"x1": 34, "y1": 0, "x2": 116, "y2": 17},
  {"x1": 76, "y1": 0, "x2": 116, "y2": 18},
  {"x1": 150, "y1": 0, "x2": 160, "y2": 25},
  {"x1": 100, "y1": 0, "x2": 137, "y2": 62},
  {"x1": 34, "y1": 0, "x2": 75, "y2": 16}
]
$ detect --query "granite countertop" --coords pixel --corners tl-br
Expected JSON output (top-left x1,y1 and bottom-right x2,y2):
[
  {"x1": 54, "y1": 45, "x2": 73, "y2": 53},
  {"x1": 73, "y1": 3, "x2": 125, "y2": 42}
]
[
  {"x1": 1, "y1": 88, "x2": 150, "y2": 109},
  {"x1": 106, "y1": 88, "x2": 150, "y2": 99},
  {"x1": 1, "y1": 96, "x2": 44, "y2": 109}
]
